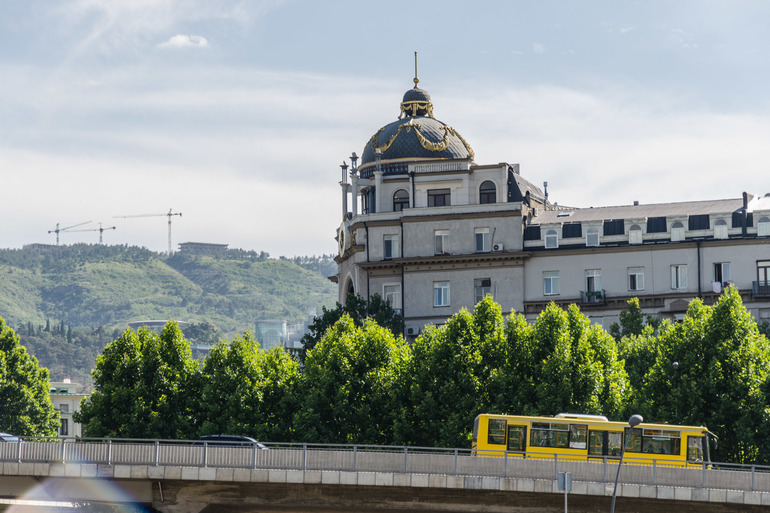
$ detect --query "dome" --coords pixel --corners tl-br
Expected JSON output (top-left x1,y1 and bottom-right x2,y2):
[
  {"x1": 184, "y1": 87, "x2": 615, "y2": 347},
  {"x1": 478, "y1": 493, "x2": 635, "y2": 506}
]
[{"x1": 359, "y1": 82, "x2": 474, "y2": 170}]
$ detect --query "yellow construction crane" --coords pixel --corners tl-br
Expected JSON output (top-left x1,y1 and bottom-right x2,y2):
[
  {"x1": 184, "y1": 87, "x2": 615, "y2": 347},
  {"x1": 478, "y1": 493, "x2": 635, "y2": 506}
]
[
  {"x1": 48, "y1": 221, "x2": 91, "y2": 245},
  {"x1": 114, "y1": 208, "x2": 182, "y2": 255},
  {"x1": 69, "y1": 222, "x2": 116, "y2": 244}
]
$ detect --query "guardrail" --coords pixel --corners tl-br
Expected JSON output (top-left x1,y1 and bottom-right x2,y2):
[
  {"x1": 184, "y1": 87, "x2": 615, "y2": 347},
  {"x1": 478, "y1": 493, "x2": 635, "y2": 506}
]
[{"x1": 1, "y1": 439, "x2": 769, "y2": 493}]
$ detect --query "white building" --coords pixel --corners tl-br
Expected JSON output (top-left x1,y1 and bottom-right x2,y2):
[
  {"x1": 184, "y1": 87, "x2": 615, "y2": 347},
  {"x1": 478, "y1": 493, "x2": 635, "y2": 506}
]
[
  {"x1": 334, "y1": 77, "x2": 770, "y2": 335},
  {"x1": 49, "y1": 380, "x2": 87, "y2": 438}
]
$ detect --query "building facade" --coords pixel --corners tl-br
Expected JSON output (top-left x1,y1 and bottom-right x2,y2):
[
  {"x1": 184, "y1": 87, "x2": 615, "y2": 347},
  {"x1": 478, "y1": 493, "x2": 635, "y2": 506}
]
[
  {"x1": 49, "y1": 380, "x2": 87, "y2": 438},
  {"x1": 334, "y1": 78, "x2": 770, "y2": 336}
]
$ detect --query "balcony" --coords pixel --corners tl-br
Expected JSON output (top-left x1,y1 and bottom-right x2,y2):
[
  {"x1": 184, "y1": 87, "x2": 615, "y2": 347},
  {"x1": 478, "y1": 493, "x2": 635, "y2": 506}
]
[
  {"x1": 580, "y1": 290, "x2": 606, "y2": 306},
  {"x1": 753, "y1": 281, "x2": 770, "y2": 297}
]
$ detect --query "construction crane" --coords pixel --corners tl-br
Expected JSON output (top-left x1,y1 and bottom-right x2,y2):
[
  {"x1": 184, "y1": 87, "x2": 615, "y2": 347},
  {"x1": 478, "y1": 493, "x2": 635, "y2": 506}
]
[
  {"x1": 48, "y1": 221, "x2": 91, "y2": 245},
  {"x1": 69, "y1": 222, "x2": 117, "y2": 244},
  {"x1": 114, "y1": 208, "x2": 182, "y2": 255}
]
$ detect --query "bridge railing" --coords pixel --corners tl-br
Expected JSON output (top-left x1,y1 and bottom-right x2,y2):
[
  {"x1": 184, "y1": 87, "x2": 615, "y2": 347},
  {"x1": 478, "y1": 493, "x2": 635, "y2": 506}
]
[{"x1": 2, "y1": 438, "x2": 769, "y2": 493}]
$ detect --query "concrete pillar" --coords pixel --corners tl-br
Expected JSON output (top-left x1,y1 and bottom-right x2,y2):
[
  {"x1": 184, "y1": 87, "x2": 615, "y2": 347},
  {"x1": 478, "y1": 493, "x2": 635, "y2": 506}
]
[
  {"x1": 350, "y1": 174, "x2": 359, "y2": 217},
  {"x1": 501, "y1": 164, "x2": 509, "y2": 203},
  {"x1": 340, "y1": 182, "x2": 350, "y2": 220}
]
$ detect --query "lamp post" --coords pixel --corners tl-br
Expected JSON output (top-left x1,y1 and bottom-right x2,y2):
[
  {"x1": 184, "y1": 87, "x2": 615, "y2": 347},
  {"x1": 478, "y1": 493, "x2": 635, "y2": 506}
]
[{"x1": 610, "y1": 414, "x2": 643, "y2": 513}]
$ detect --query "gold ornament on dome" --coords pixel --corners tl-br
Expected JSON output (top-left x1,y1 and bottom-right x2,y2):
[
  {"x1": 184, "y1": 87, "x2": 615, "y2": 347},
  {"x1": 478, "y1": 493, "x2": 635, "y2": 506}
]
[
  {"x1": 366, "y1": 122, "x2": 475, "y2": 160},
  {"x1": 400, "y1": 100, "x2": 434, "y2": 119}
]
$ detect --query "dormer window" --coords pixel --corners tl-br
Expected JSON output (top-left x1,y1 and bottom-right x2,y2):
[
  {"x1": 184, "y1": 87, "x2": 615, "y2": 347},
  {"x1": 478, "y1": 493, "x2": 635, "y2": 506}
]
[
  {"x1": 629, "y1": 225, "x2": 642, "y2": 245},
  {"x1": 671, "y1": 221, "x2": 685, "y2": 242},
  {"x1": 545, "y1": 229, "x2": 558, "y2": 249},
  {"x1": 759, "y1": 217, "x2": 770, "y2": 237},
  {"x1": 393, "y1": 189, "x2": 409, "y2": 211},
  {"x1": 714, "y1": 219, "x2": 728, "y2": 239},
  {"x1": 586, "y1": 227, "x2": 600, "y2": 247}
]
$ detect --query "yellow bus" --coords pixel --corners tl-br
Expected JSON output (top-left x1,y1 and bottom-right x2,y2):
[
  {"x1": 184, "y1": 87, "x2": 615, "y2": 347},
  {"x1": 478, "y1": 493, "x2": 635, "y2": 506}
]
[{"x1": 472, "y1": 413, "x2": 711, "y2": 467}]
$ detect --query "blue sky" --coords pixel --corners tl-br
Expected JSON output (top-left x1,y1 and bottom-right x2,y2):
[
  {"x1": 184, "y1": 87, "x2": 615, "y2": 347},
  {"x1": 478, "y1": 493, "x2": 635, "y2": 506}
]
[{"x1": 2, "y1": 0, "x2": 770, "y2": 256}]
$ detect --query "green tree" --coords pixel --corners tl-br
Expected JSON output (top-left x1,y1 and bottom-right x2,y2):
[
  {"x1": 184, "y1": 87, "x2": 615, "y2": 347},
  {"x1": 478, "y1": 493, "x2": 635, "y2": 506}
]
[
  {"x1": 301, "y1": 293, "x2": 404, "y2": 353},
  {"x1": 609, "y1": 298, "x2": 660, "y2": 340},
  {"x1": 295, "y1": 315, "x2": 409, "y2": 444},
  {"x1": 197, "y1": 333, "x2": 301, "y2": 441},
  {"x1": 502, "y1": 303, "x2": 628, "y2": 419},
  {"x1": 74, "y1": 321, "x2": 199, "y2": 439},
  {"x1": 398, "y1": 299, "x2": 502, "y2": 448},
  {"x1": 639, "y1": 288, "x2": 770, "y2": 463},
  {"x1": 0, "y1": 317, "x2": 59, "y2": 436}
]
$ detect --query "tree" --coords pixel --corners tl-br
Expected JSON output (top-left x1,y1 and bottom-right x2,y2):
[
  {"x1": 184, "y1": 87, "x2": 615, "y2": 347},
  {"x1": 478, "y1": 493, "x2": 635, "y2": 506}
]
[
  {"x1": 75, "y1": 321, "x2": 200, "y2": 439},
  {"x1": 0, "y1": 317, "x2": 59, "y2": 436},
  {"x1": 295, "y1": 315, "x2": 409, "y2": 444},
  {"x1": 638, "y1": 288, "x2": 770, "y2": 463},
  {"x1": 501, "y1": 303, "x2": 628, "y2": 419},
  {"x1": 609, "y1": 298, "x2": 660, "y2": 340},
  {"x1": 301, "y1": 293, "x2": 404, "y2": 353},
  {"x1": 197, "y1": 333, "x2": 301, "y2": 441}
]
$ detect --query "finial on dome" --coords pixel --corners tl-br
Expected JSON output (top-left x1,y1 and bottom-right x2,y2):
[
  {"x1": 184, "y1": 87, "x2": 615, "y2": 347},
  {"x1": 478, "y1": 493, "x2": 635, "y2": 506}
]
[{"x1": 413, "y1": 51, "x2": 419, "y2": 88}]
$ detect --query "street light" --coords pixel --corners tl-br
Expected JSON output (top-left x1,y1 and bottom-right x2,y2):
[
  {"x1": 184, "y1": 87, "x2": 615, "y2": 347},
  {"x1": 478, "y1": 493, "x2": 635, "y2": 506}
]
[{"x1": 610, "y1": 414, "x2": 643, "y2": 513}]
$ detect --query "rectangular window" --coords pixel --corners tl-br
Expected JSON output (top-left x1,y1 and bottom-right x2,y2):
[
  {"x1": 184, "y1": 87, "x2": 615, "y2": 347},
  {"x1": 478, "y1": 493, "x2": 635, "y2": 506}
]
[
  {"x1": 562, "y1": 223, "x2": 582, "y2": 239},
  {"x1": 475, "y1": 228, "x2": 490, "y2": 252},
  {"x1": 474, "y1": 278, "x2": 492, "y2": 303},
  {"x1": 487, "y1": 418, "x2": 506, "y2": 445},
  {"x1": 428, "y1": 188, "x2": 451, "y2": 207},
  {"x1": 524, "y1": 225, "x2": 541, "y2": 241},
  {"x1": 383, "y1": 284, "x2": 401, "y2": 310},
  {"x1": 603, "y1": 219, "x2": 625, "y2": 236},
  {"x1": 383, "y1": 234, "x2": 399, "y2": 259},
  {"x1": 507, "y1": 425, "x2": 526, "y2": 452},
  {"x1": 671, "y1": 264, "x2": 688, "y2": 289},
  {"x1": 628, "y1": 267, "x2": 645, "y2": 291},
  {"x1": 759, "y1": 260, "x2": 770, "y2": 283},
  {"x1": 714, "y1": 262, "x2": 730, "y2": 285},
  {"x1": 647, "y1": 217, "x2": 667, "y2": 233},
  {"x1": 544, "y1": 271, "x2": 560, "y2": 295},
  {"x1": 586, "y1": 269, "x2": 601, "y2": 292},
  {"x1": 687, "y1": 436, "x2": 706, "y2": 462},
  {"x1": 59, "y1": 404, "x2": 69, "y2": 413},
  {"x1": 689, "y1": 214, "x2": 710, "y2": 231},
  {"x1": 435, "y1": 230, "x2": 450, "y2": 255},
  {"x1": 60, "y1": 418, "x2": 69, "y2": 436},
  {"x1": 434, "y1": 281, "x2": 450, "y2": 307},
  {"x1": 627, "y1": 428, "x2": 681, "y2": 455}
]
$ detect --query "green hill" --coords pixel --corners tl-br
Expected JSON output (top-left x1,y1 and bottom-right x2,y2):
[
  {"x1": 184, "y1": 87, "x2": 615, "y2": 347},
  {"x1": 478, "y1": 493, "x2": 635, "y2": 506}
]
[{"x1": 0, "y1": 244, "x2": 337, "y2": 385}]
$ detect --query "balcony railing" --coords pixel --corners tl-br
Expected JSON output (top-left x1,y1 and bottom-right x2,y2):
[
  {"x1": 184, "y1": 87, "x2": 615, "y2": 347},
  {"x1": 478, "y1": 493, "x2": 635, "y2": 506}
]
[
  {"x1": 753, "y1": 281, "x2": 770, "y2": 297},
  {"x1": 580, "y1": 290, "x2": 606, "y2": 306}
]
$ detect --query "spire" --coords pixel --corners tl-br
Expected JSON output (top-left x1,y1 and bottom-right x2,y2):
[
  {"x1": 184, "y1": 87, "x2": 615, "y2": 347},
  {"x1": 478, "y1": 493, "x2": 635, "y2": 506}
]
[
  {"x1": 413, "y1": 51, "x2": 419, "y2": 88},
  {"x1": 400, "y1": 51, "x2": 433, "y2": 118}
]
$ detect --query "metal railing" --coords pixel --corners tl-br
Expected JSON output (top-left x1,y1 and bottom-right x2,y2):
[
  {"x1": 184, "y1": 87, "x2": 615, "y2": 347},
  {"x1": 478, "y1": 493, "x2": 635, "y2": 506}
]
[{"x1": 1, "y1": 439, "x2": 769, "y2": 493}]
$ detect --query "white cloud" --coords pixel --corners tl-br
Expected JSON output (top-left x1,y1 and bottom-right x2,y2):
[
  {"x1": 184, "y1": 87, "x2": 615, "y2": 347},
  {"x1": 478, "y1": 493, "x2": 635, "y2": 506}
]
[
  {"x1": 532, "y1": 43, "x2": 546, "y2": 54},
  {"x1": 158, "y1": 34, "x2": 210, "y2": 49}
]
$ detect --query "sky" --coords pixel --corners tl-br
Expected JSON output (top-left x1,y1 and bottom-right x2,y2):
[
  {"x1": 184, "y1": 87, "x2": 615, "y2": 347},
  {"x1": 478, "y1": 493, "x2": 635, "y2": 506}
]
[{"x1": 3, "y1": 0, "x2": 770, "y2": 257}]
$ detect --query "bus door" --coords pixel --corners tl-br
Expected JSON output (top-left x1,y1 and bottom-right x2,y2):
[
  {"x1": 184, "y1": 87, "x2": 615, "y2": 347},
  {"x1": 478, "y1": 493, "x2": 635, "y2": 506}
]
[
  {"x1": 507, "y1": 424, "x2": 527, "y2": 458},
  {"x1": 588, "y1": 430, "x2": 622, "y2": 460}
]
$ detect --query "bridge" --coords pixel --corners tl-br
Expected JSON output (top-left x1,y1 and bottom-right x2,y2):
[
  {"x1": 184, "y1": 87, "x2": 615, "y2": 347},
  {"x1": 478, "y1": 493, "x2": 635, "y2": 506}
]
[{"x1": 2, "y1": 439, "x2": 770, "y2": 512}]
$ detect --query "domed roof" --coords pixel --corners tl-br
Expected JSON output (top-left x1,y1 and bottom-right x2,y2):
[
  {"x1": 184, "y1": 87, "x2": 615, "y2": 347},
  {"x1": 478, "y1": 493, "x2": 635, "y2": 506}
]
[{"x1": 360, "y1": 81, "x2": 474, "y2": 168}]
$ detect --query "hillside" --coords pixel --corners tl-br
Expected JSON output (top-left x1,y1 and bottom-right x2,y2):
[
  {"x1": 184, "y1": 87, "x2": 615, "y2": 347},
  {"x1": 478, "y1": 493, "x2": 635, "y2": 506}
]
[{"x1": 0, "y1": 244, "x2": 338, "y2": 385}]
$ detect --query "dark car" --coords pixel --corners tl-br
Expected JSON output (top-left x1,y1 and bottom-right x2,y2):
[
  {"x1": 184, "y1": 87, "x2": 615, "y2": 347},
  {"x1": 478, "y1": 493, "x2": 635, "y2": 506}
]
[
  {"x1": 197, "y1": 435, "x2": 267, "y2": 449},
  {"x1": 0, "y1": 433, "x2": 21, "y2": 442}
]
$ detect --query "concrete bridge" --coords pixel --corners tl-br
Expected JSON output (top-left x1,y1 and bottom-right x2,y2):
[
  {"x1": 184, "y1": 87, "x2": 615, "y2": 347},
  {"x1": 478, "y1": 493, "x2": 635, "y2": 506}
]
[{"x1": 2, "y1": 439, "x2": 770, "y2": 512}]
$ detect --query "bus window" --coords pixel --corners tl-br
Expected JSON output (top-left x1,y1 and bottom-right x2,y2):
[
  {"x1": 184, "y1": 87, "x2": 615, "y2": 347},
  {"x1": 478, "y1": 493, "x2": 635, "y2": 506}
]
[
  {"x1": 488, "y1": 419, "x2": 507, "y2": 445},
  {"x1": 569, "y1": 424, "x2": 587, "y2": 449},
  {"x1": 531, "y1": 422, "x2": 569, "y2": 448},
  {"x1": 687, "y1": 436, "x2": 705, "y2": 462},
  {"x1": 507, "y1": 425, "x2": 526, "y2": 452},
  {"x1": 589, "y1": 430, "x2": 622, "y2": 456},
  {"x1": 627, "y1": 428, "x2": 681, "y2": 455}
]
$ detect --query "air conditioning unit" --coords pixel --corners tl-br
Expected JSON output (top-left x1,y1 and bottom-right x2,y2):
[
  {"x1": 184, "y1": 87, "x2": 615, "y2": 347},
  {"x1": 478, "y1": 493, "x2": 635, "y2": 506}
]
[
  {"x1": 406, "y1": 327, "x2": 420, "y2": 336},
  {"x1": 492, "y1": 243, "x2": 504, "y2": 252}
]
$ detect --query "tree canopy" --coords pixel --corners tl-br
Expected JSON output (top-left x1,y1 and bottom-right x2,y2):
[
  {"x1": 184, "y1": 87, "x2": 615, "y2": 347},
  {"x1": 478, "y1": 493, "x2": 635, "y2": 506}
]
[{"x1": 0, "y1": 317, "x2": 59, "y2": 436}]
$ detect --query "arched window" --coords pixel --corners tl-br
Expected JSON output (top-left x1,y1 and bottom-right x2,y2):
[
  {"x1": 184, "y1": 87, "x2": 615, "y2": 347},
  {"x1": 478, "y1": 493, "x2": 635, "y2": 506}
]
[
  {"x1": 714, "y1": 219, "x2": 728, "y2": 239},
  {"x1": 758, "y1": 216, "x2": 770, "y2": 237},
  {"x1": 671, "y1": 221, "x2": 685, "y2": 242},
  {"x1": 629, "y1": 224, "x2": 642, "y2": 245},
  {"x1": 545, "y1": 229, "x2": 558, "y2": 249},
  {"x1": 479, "y1": 181, "x2": 497, "y2": 204},
  {"x1": 393, "y1": 189, "x2": 409, "y2": 211}
]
